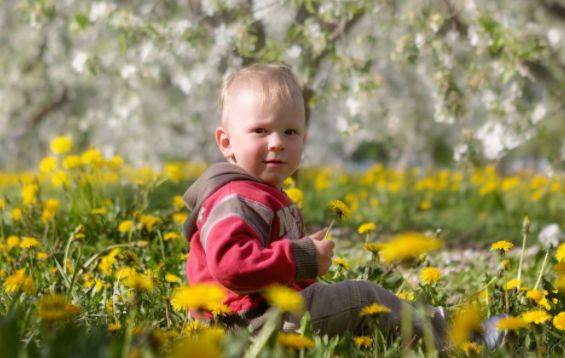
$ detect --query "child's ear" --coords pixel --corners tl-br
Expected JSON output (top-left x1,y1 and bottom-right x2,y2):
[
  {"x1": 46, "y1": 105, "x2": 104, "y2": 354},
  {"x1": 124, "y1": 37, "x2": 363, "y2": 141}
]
[{"x1": 215, "y1": 126, "x2": 234, "y2": 160}]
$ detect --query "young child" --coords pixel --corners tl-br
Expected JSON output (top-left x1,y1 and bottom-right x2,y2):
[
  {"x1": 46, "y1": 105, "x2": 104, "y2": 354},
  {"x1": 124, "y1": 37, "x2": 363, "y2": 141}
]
[{"x1": 181, "y1": 64, "x2": 501, "y2": 351}]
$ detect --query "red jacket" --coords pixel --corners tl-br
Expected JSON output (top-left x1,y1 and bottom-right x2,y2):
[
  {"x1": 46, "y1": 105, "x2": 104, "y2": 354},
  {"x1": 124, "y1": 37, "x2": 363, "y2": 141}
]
[{"x1": 183, "y1": 164, "x2": 318, "y2": 315}]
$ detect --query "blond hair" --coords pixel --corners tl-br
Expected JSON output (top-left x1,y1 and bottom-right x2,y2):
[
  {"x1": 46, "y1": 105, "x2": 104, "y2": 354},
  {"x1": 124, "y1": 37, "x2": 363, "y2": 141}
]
[{"x1": 218, "y1": 63, "x2": 307, "y2": 124}]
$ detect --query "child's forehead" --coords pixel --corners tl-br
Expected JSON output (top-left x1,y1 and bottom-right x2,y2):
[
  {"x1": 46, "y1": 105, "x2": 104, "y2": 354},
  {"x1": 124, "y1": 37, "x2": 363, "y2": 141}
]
[{"x1": 227, "y1": 80, "x2": 303, "y2": 112}]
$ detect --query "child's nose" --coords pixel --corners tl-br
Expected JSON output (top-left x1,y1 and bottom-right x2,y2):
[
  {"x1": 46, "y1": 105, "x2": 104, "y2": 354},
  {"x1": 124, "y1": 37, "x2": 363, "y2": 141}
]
[{"x1": 267, "y1": 133, "x2": 284, "y2": 151}]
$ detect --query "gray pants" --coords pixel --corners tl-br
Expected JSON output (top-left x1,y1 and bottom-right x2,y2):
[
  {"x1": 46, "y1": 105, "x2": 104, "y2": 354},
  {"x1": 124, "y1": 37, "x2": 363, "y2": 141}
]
[{"x1": 258, "y1": 280, "x2": 448, "y2": 351}]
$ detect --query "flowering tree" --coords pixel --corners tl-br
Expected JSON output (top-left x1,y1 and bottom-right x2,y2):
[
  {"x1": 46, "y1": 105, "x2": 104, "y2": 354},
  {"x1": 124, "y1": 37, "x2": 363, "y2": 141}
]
[{"x1": 1, "y1": 0, "x2": 563, "y2": 169}]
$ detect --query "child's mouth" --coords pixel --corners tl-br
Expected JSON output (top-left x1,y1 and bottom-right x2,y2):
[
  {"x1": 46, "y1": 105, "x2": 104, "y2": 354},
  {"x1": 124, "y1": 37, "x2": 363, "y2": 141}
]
[{"x1": 264, "y1": 160, "x2": 285, "y2": 165}]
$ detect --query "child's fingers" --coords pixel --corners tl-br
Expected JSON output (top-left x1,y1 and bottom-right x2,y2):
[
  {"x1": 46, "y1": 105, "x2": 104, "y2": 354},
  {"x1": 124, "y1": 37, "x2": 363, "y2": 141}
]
[{"x1": 310, "y1": 227, "x2": 328, "y2": 241}]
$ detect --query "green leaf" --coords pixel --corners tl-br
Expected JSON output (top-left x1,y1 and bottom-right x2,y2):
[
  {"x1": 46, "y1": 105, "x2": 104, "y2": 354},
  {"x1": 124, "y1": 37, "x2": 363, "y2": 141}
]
[{"x1": 74, "y1": 12, "x2": 90, "y2": 30}]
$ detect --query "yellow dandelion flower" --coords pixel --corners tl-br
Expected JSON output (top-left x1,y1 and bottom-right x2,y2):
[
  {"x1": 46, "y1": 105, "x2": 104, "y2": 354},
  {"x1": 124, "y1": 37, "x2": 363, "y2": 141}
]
[
  {"x1": 419, "y1": 199, "x2": 431, "y2": 210},
  {"x1": 164, "y1": 163, "x2": 183, "y2": 182},
  {"x1": 277, "y1": 333, "x2": 315, "y2": 350},
  {"x1": 490, "y1": 240, "x2": 514, "y2": 253},
  {"x1": 285, "y1": 187, "x2": 303, "y2": 207},
  {"x1": 182, "y1": 320, "x2": 208, "y2": 337},
  {"x1": 264, "y1": 285, "x2": 304, "y2": 313},
  {"x1": 208, "y1": 303, "x2": 232, "y2": 317},
  {"x1": 164, "y1": 232, "x2": 181, "y2": 241},
  {"x1": 0, "y1": 198, "x2": 5, "y2": 211},
  {"x1": 397, "y1": 290, "x2": 415, "y2": 301},
  {"x1": 106, "y1": 155, "x2": 123, "y2": 170},
  {"x1": 50, "y1": 136, "x2": 73, "y2": 154},
  {"x1": 170, "y1": 284, "x2": 226, "y2": 312},
  {"x1": 165, "y1": 273, "x2": 181, "y2": 283},
  {"x1": 3, "y1": 269, "x2": 35, "y2": 294},
  {"x1": 354, "y1": 336, "x2": 373, "y2": 349},
  {"x1": 124, "y1": 272, "x2": 153, "y2": 293},
  {"x1": 553, "y1": 262, "x2": 565, "y2": 273},
  {"x1": 20, "y1": 236, "x2": 41, "y2": 249},
  {"x1": 556, "y1": 243, "x2": 565, "y2": 263},
  {"x1": 553, "y1": 275, "x2": 564, "y2": 292},
  {"x1": 108, "y1": 323, "x2": 122, "y2": 333},
  {"x1": 140, "y1": 215, "x2": 161, "y2": 231},
  {"x1": 51, "y1": 170, "x2": 70, "y2": 187},
  {"x1": 358, "y1": 222, "x2": 377, "y2": 234},
  {"x1": 497, "y1": 316, "x2": 528, "y2": 330},
  {"x1": 379, "y1": 232, "x2": 441, "y2": 263},
  {"x1": 173, "y1": 330, "x2": 223, "y2": 357},
  {"x1": 21, "y1": 184, "x2": 38, "y2": 206},
  {"x1": 37, "y1": 252, "x2": 49, "y2": 260},
  {"x1": 172, "y1": 212, "x2": 188, "y2": 225},
  {"x1": 526, "y1": 289, "x2": 545, "y2": 302},
  {"x1": 81, "y1": 148, "x2": 104, "y2": 167},
  {"x1": 504, "y1": 279, "x2": 521, "y2": 291},
  {"x1": 359, "y1": 303, "x2": 391, "y2": 317},
  {"x1": 283, "y1": 177, "x2": 295, "y2": 189},
  {"x1": 448, "y1": 303, "x2": 483, "y2": 347},
  {"x1": 172, "y1": 195, "x2": 185, "y2": 210},
  {"x1": 44, "y1": 198, "x2": 60, "y2": 212},
  {"x1": 553, "y1": 312, "x2": 565, "y2": 330},
  {"x1": 38, "y1": 294, "x2": 80, "y2": 322},
  {"x1": 39, "y1": 156, "x2": 58, "y2": 173},
  {"x1": 97, "y1": 248, "x2": 120, "y2": 276},
  {"x1": 521, "y1": 310, "x2": 551, "y2": 324},
  {"x1": 11, "y1": 208, "x2": 23, "y2": 221},
  {"x1": 332, "y1": 257, "x2": 350, "y2": 270},
  {"x1": 7, "y1": 235, "x2": 20, "y2": 250},
  {"x1": 419, "y1": 267, "x2": 441, "y2": 285},
  {"x1": 363, "y1": 242, "x2": 384, "y2": 254},
  {"x1": 460, "y1": 341, "x2": 482, "y2": 354},
  {"x1": 62, "y1": 155, "x2": 82, "y2": 169},
  {"x1": 328, "y1": 200, "x2": 351, "y2": 219},
  {"x1": 118, "y1": 220, "x2": 134, "y2": 234}
]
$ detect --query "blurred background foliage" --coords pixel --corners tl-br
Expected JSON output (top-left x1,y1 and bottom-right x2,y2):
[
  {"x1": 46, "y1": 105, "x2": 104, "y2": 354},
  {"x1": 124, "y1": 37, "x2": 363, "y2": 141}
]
[{"x1": 0, "y1": 0, "x2": 563, "y2": 171}]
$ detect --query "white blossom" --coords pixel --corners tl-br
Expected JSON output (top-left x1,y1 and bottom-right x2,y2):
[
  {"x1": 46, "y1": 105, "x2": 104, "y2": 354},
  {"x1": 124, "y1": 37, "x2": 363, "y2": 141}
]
[
  {"x1": 531, "y1": 103, "x2": 547, "y2": 124},
  {"x1": 286, "y1": 45, "x2": 302, "y2": 60},
  {"x1": 71, "y1": 52, "x2": 89, "y2": 73},
  {"x1": 90, "y1": 2, "x2": 115, "y2": 22}
]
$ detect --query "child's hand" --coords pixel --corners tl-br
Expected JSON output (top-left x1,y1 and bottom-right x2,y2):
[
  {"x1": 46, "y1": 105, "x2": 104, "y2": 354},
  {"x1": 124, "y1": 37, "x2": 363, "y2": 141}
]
[{"x1": 309, "y1": 228, "x2": 334, "y2": 276}]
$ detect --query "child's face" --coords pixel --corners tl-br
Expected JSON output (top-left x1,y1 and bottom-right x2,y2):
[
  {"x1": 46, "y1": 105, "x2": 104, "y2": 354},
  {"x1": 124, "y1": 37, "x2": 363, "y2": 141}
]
[{"x1": 216, "y1": 88, "x2": 307, "y2": 188}]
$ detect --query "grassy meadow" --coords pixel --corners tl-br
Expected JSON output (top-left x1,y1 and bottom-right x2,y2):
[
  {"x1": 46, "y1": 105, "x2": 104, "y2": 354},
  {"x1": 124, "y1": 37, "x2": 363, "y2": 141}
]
[{"x1": 0, "y1": 136, "x2": 564, "y2": 357}]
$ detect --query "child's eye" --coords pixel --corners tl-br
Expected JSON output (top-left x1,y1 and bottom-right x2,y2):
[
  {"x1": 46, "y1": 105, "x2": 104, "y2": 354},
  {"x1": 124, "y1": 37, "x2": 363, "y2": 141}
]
[
  {"x1": 252, "y1": 128, "x2": 267, "y2": 134},
  {"x1": 285, "y1": 129, "x2": 298, "y2": 135}
]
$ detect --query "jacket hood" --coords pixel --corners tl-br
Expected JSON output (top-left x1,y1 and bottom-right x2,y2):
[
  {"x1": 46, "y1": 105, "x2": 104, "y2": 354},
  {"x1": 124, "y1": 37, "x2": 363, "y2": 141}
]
[{"x1": 181, "y1": 162, "x2": 261, "y2": 239}]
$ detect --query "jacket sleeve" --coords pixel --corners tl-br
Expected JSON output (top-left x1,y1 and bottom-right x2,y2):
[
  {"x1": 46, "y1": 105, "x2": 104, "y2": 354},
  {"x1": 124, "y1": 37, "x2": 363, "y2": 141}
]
[{"x1": 199, "y1": 193, "x2": 318, "y2": 292}]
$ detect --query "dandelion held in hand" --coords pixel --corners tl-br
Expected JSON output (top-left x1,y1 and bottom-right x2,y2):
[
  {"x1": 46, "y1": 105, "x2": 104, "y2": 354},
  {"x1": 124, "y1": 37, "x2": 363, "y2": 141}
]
[
  {"x1": 328, "y1": 200, "x2": 351, "y2": 220},
  {"x1": 324, "y1": 199, "x2": 352, "y2": 240}
]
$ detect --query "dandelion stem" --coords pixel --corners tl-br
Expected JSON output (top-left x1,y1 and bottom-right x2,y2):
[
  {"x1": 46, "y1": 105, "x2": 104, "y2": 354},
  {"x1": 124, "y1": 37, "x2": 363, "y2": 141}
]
[
  {"x1": 157, "y1": 230, "x2": 166, "y2": 262},
  {"x1": 534, "y1": 248, "x2": 550, "y2": 290},
  {"x1": 516, "y1": 216, "x2": 530, "y2": 288},
  {"x1": 322, "y1": 220, "x2": 335, "y2": 240}
]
